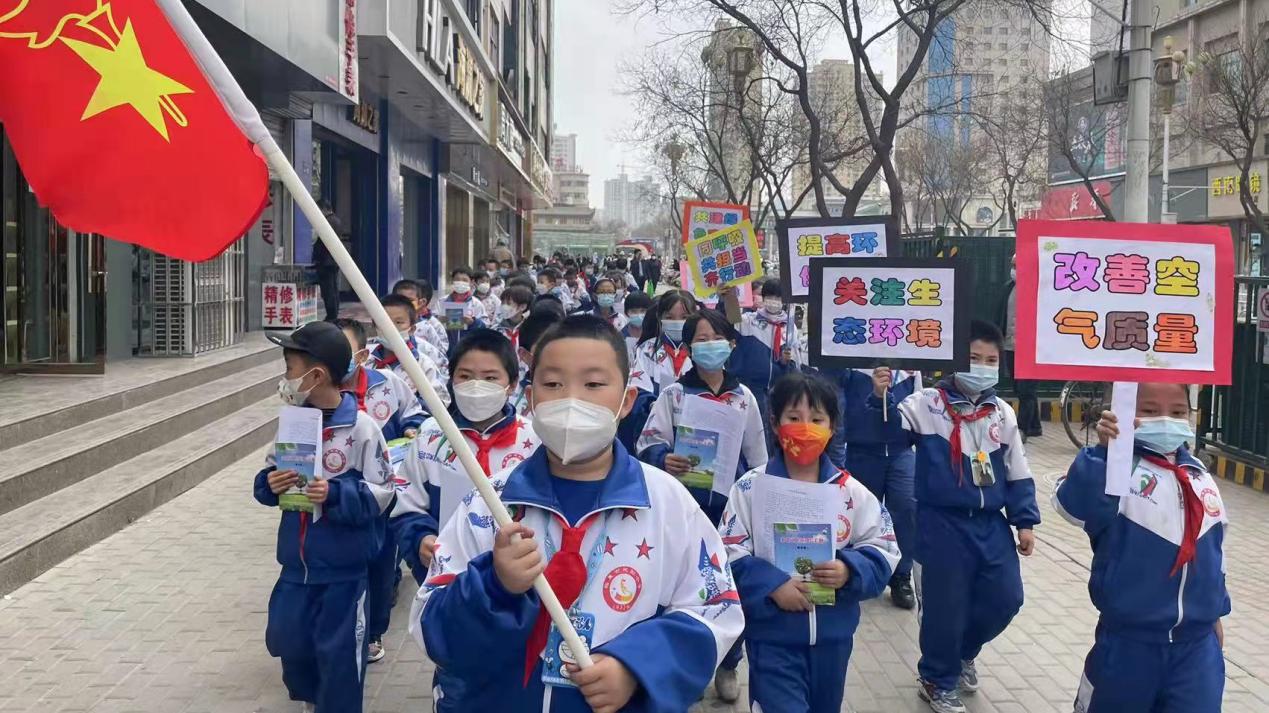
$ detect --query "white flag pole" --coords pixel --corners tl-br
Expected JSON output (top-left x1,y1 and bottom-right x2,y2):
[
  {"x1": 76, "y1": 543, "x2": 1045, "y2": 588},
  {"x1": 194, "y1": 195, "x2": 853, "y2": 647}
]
[{"x1": 155, "y1": 0, "x2": 592, "y2": 670}]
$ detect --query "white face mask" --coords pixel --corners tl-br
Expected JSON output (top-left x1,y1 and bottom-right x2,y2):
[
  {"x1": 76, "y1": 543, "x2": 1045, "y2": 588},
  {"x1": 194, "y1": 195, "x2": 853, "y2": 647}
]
[
  {"x1": 452, "y1": 282, "x2": 471, "y2": 295},
  {"x1": 476, "y1": 283, "x2": 491, "y2": 295},
  {"x1": 531, "y1": 392, "x2": 627, "y2": 465},
  {"x1": 763, "y1": 297, "x2": 783, "y2": 315},
  {"x1": 278, "y1": 369, "x2": 316, "y2": 407},
  {"x1": 453, "y1": 379, "x2": 509, "y2": 422}
]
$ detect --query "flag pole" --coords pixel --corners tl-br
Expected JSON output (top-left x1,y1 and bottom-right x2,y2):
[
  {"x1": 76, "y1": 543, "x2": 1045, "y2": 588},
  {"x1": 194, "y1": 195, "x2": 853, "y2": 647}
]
[{"x1": 258, "y1": 138, "x2": 593, "y2": 669}]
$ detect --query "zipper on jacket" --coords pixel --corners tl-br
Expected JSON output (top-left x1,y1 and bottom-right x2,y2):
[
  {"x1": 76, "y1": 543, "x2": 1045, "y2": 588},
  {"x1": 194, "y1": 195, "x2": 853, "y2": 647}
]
[
  {"x1": 299, "y1": 511, "x2": 310, "y2": 584},
  {"x1": 808, "y1": 605, "x2": 818, "y2": 646},
  {"x1": 1169, "y1": 563, "x2": 1188, "y2": 643}
]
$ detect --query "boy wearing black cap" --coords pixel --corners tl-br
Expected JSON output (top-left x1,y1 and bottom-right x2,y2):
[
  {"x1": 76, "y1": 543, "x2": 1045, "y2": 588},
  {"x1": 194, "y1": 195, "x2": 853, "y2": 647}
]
[{"x1": 254, "y1": 321, "x2": 394, "y2": 713}]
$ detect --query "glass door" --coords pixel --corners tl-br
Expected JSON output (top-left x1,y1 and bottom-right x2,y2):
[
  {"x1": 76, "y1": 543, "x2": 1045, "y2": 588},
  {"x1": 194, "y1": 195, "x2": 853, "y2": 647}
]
[{"x1": 1, "y1": 130, "x2": 106, "y2": 374}]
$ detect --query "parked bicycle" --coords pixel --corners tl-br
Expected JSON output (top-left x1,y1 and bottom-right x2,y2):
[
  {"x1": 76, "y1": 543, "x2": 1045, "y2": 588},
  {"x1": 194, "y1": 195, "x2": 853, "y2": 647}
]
[{"x1": 1059, "y1": 380, "x2": 1108, "y2": 448}]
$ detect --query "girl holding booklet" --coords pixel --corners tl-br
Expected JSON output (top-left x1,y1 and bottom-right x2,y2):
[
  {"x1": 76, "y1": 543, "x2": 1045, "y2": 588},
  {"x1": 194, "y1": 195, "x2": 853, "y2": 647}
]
[
  {"x1": 635, "y1": 308, "x2": 767, "y2": 703},
  {"x1": 719, "y1": 371, "x2": 901, "y2": 713}
]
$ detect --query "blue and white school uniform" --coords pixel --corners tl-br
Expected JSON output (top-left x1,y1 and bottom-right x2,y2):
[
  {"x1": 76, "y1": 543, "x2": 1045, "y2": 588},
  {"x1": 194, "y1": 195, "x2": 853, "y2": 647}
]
[
  {"x1": 390, "y1": 405, "x2": 540, "y2": 584},
  {"x1": 826, "y1": 368, "x2": 921, "y2": 581},
  {"x1": 371, "y1": 336, "x2": 450, "y2": 411},
  {"x1": 630, "y1": 336, "x2": 693, "y2": 395},
  {"x1": 594, "y1": 306, "x2": 628, "y2": 332},
  {"x1": 884, "y1": 379, "x2": 1040, "y2": 692},
  {"x1": 1055, "y1": 445, "x2": 1229, "y2": 712},
  {"x1": 345, "y1": 365, "x2": 425, "y2": 643},
  {"x1": 635, "y1": 368, "x2": 767, "y2": 524},
  {"x1": 409, "y1": 443, "x2": 745, "y2": 712},
  {"x1": 729, "y1": 309, "x2": 803, "y2": 421},
  {"x1": 441, "y1": 293, "x2": 488, "y2": 356},
  {"x1": 620, "y1": 324, "x2": 642, "y2": 367},
  {"x1": 478, "y1": 292, "x2": 501, "y2": 323},
  {"x1": 721, "y1": 454, "x2": 901, "y2": 713},
  {"x1": 252, "y1": 394, "x2": 393, "y2": 713},
  {"x1": 414, "y1": 312, "x2": 449, "y2": 358}
]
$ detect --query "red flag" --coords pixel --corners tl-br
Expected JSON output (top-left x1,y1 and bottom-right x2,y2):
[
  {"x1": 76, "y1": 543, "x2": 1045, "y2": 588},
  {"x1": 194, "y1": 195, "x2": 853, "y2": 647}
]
[{"x1": 0, "y1": 0, "x2": 269, "y2": 261}]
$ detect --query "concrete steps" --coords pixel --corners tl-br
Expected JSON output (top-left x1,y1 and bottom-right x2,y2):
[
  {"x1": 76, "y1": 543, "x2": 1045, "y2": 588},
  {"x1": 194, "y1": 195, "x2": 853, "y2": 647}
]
[{"x1": 0, "y1": 345, "x2": 283, "y2": 594}]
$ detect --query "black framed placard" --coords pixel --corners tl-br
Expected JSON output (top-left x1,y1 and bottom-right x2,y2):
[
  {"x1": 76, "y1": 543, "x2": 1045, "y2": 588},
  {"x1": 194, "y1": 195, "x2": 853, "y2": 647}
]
[
  {"x1": 777, "y1": 215, "x2": 901, "y2": 303},
  {"x1": 806, "y1": 257, "x2": 972, "y2": 372}
]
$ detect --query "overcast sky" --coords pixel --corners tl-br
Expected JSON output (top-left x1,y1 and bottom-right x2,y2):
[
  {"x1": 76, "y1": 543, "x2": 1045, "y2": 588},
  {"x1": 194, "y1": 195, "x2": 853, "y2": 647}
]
[{"x1": 552, "y1": 0, "x2": 1090, "y2": 206}]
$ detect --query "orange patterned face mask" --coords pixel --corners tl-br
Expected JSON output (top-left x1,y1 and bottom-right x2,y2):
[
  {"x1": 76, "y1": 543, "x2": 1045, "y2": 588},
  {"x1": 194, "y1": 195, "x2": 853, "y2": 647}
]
[{"x1": 776, "y1": 422, "x2": 832, "y2": 465}]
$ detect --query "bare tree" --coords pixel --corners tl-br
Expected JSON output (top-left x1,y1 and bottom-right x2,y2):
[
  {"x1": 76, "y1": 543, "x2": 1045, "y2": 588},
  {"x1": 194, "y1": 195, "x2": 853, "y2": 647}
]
[
  {"x1": 616, "y1": 0, "x2": 1062, "y2": 220},
  {"x1": 1043, "y1": 69, "x2": 1122, "y2": 220},
  {"x1": 974, "y1": 78, "x2": 1048, "y2": 230},
  {"x1": 1184, "y1": 33, "x2": 1269, "y2": 237},
  {"x1": 902, "y1": 126, "x2": 992, "y2": 234}
]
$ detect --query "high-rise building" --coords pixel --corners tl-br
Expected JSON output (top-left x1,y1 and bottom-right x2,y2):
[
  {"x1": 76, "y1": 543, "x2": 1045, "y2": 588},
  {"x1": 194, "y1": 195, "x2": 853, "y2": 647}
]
[
  {"x1": 554, "y1": 169, "x2": 590, "y2": 207},
  {"x1": 791, "y1": 59, "x2": 885, "y2": 206},
  {"x1": 603, "y1": 173, "x2": 662, "y2": 228},
  {"x1": 701, "y1": 19, "x2": 764, "y2": 202},
  {"x1": 552, "y1": 132, "x2": 578, "y2": 172}
]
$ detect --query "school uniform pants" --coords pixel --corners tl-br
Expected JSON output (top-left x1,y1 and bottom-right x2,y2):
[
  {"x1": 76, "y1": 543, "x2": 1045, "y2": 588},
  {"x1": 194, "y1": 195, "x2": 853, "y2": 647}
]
[
  {"x1": 846, "y1": 445, "x2": 916, "y2": 579},
  {"x1": 266, "y1": 577, "x2": 368, "y2": 713},
  {"x1": 914, "y1": 506, "x2": 1023, "y2": 692},
  {"x1": 1075, "y1": 625, "x2": 1224, "y2": 713},
  {"x1": 1005, "y1": 350, "x2": 1042, "y2": 436},
  {"x1": 366, "y1": 518, "x2": 398, "y2": 641},
  {"x1": 745, "y1": 638, "x2": 853, "y2": 713}
]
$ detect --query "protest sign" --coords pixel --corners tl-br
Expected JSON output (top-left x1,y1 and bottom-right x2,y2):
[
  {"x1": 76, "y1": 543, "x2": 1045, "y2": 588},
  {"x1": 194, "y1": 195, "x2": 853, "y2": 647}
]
[
  {"x1": 679, "y1": 260, "x2": 754, "y2": 307},
  {"x1": 1014, "y1": 220, "x2": 1234, "y2": 384},
  {"x1": 681, "y1": 200, "x2": 749, "y2": 244},
  {"x1": 777, "y1": 215, "x2": 900, "y2": 302},
  {"x1": 807, "y1": 257, "x2": 970, "y2": 371},
  {"x1": 684, "y1": 220, "x2": 765, "y2": 298}
]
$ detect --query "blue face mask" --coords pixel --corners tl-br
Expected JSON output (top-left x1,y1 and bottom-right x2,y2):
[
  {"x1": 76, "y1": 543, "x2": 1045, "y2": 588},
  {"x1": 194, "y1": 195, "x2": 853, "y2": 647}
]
[
  {"x1": 691, "y1": 340, "x2": 733, "y2": 370},
  {"x1": 628, "y1": 312, "x2": 645, "y2": 328},
  {"x1": 1136, "y1": 416, "x2": 1194, "y2": 454},
  {"x1": 955, "y1": 363, "x2": 999, "y2": 395},
  {"x1": 597, "y1": 293, "x2": 616, "y2": 309},
  {"x1": 662, "y1": 319, "x2": 686, "y2": 342},
  {"x1": 347, "y1": 357, "x2": 359, "y2": 377}
]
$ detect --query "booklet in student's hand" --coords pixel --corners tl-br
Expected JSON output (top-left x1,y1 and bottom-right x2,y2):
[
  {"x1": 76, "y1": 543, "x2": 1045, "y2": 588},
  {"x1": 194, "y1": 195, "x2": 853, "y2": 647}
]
[
  {"x1": 773, "y1": 522, "x2": 836, "y2": 606},
  {"x1": 442, "y1": 302, "x2": 465, "y2": 331},
  {"x1": 275, "y1": 405, "x2": 323, "y2": 514},
  {"x1": 673, "y1": 425, "x2": 720, "y2": 490}
]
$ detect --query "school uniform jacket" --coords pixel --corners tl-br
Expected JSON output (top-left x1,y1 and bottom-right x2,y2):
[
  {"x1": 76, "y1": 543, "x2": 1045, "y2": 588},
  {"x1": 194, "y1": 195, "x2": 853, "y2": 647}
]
[
  {"x1": 630, "y1": 336, "x2": 693, "y2": 395},
  {"x1": 371, "y1": 337, "x2": 450, "y2": 410},
  {"x1": 621, "y1": 324, "x2": 641, "y2": 367},
  {"x1": 827, "y1": 369, "x2": 921, "y2": 466},
  {"x1": 883, "y1": 379, "x2": 1040, "y2": 528},
  {"x1": 635, "y1": 369, "x2": 768, "y2": 521},
  {"x1": 253, "y1": 393, "x2": 394, "y2": 584},
  {"x1": 729, "y1": 309, "x2": 803, "y2": 396},
  {"x1": 391, "y1": 406, "x2": 540, "y2": 577},
  {"x1": 1054, "y1": 445, "x2": 1230, "y2": 643},
  {"x1": 414, "y1": 313, "x2": 450, "y2": 358},
  {"x1": 344, "y1": 366, "x2": 425, "y2": 442},
  {"x1": 478, "y1": 292, "x2": 501, "y2": 323},
  {"x1": 720, "y1": 454, "x2": 901, "y2": 645},
  {"x1": 409, "y1": 443, "x2": 745, "y2": 713},
  {"x1": 594, "y1": 307, "x2": 628, "y2": 332}
]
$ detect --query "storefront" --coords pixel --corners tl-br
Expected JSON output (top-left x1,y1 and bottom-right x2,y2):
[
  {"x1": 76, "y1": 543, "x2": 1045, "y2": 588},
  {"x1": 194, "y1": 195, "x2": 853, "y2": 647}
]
[
  {"x1": 0, "y1": 129, "x2": 105, "y2": 373},
  {"x1": 1206, "y1": 162, "x2": 1268, "y2": 276}
]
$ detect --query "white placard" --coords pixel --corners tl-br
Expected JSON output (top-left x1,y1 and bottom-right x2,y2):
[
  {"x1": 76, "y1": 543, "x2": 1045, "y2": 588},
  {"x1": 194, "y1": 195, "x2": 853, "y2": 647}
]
[
  {"x1": 785, "y1": 221, "x2": 892, "y2": 299},
  {"x1": 680, "y1": 396, "x2": 743, "y2": 496},
  {"x1": 1105, "y1": 382, "x2": 1138, "y2": 497}
]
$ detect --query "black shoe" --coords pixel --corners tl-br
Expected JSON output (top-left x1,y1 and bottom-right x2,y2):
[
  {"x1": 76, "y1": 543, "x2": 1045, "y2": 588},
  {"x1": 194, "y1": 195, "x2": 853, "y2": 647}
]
[{"x1": 890, "y1": 574, "x2": 916, "y2": 610}]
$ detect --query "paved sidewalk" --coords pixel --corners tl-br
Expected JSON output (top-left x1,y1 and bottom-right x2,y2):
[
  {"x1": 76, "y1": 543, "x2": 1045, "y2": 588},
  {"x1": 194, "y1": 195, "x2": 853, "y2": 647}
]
[{"x1": 1, "y1": 434, "x2": 1267, "y2": 712}]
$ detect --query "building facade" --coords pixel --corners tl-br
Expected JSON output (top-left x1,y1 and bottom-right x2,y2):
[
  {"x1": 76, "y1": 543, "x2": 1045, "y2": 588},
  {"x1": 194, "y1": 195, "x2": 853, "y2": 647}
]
[
  {"x1": 0, "y1": 0, "x2": 554, "y2": 373},
  {"x1": 603, "y1": 173, "x2": 661, "y2": 229},
  {"x1": 551, "y1": 131, "x2": 578, "y2": 172},
  {"x1": 700, "y1": 19, "x2": 764, "y2": 202},
  {"x1": 790, "y1": 59, "x2": 886, "y2": 208}
]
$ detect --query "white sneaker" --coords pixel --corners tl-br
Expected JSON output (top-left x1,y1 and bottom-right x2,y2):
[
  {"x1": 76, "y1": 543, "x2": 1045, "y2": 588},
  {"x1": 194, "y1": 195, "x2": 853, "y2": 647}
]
[
  {"x1": 298, "y1": 703, "x2": 315, "y2": 713},
  {"x1": 958, "y1": 659, "x2": 979, "y2": 694},
  {"x1": 714, "y1": 666, "x2": 740, "y2": 703},
  {"x1": 367, "y1": 638, "x2": 386, "y2": 663}
]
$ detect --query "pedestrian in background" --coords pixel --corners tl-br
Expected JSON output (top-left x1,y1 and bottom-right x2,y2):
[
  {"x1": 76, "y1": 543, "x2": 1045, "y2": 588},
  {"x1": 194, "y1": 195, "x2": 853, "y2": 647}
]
[
  {"x1": 312, "y1": 202, "x2": 345, "y2": 322},
  {"x1": 998, "y1": 254, "x2": 1042, "y2": 440}
]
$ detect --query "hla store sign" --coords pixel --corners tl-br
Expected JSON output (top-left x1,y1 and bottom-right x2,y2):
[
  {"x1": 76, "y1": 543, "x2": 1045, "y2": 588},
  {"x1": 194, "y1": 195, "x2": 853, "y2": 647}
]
[{"x1": 417, "y1": 0, "x2": 487, "y2": 121}]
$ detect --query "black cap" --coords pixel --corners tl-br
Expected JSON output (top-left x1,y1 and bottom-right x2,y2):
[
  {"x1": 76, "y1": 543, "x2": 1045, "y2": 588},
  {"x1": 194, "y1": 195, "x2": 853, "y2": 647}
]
[{"x1": 267, "y1": 321, "x2": 352, "y2": 384}]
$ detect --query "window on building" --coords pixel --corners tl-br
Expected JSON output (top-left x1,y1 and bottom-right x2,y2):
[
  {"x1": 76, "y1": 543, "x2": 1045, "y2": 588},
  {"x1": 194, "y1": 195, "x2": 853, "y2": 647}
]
[
  {"x1": 466, "y1": 0, "x2": 482, "y2": 38},
  {"x1": 983, "y1": 26, "x2": 992, "y2": 34},
  {"x1": 981, "y1": 41, "x2": 990, "y2": 51},
  {"x1": 1263, "y1": 133, "x2": 1269, "y2": 155},
  {"x1": 998, "y1": 42, "x2": 1008, "y2": 51},
  {"x1": 998, "y1": 57, "x2": 1007, "y2": 66},
  {"x1": 489, "y1": 12, "x2": 500, "y2": 70},
  {"x1": 1021, "y1": 58, "x2": 1030, "y2": 67},
  {"x1": 1022, "y1": 27, "x2": 1031, "y2": 37}
]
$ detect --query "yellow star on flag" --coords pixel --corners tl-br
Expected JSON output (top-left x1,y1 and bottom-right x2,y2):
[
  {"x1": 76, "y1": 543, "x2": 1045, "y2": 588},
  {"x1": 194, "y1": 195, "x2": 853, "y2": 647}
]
[{"x1": 61, "y1": 19, "x2": 193, "y2": 140}]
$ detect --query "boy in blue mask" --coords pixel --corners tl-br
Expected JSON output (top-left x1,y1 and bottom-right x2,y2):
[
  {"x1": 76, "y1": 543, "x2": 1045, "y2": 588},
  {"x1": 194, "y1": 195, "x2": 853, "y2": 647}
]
[
  {"x1": 591, "y1": 276, "x2": 627, "y2": 330},
  {"x1": 871, "y1": 319, "x2": 1038, "y2": 713},
  {"x1": 621, "y1": 291, "x2": 653, "y2": 366},
  {"x1": 1055, "y1": 382, "x2": 1228, "y2": 712},
  {"x1": 729, "y1": 281, "x2": 803, "y2": 424},
  {"x1": 410, "y1": 315, "x2": 743, "y2": 712}
]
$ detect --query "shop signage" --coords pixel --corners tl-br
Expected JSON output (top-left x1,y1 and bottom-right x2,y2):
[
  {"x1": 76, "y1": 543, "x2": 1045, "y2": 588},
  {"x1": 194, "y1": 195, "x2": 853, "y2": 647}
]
[
  {"x1": 419, "y1": 0, "x2": 486, "y2": 121},
  {"x1": 471, "y1": 166, "x2": 489, "y2": 188},
  {"x1": 529, "y1": 147, "x2": 552, "y2": 194},
  {"x1": 1210, "y1": 171, "x2": 1262, "y2": 197},
  {"x1": 497, "y1": 104, "x2": 526, "y2": 166},
  {"x1": 338, "y1": 0, "x2": 360, "y2": 103},
  {"x1": 349, "y1": 102, "x2": 379, "y2": 134}
]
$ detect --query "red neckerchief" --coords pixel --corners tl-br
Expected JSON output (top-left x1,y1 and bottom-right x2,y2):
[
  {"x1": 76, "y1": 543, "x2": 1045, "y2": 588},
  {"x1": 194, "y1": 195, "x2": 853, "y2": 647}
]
[
  {"x1": 663, "y1": 336, "x2": 690, "y2": 375},
  {"x1": 350, "y1": 367, "x2": 369, "y2": 411},
  {"x1": 375, "y1": 338, "x2": 417, "y2": 369},
  {"x1": 1141, "y1": 454, "x2": 1205, "y2": 577},
  {"x1": 463, "y1": 419, "x2": 520, "y2": 476},
  {"x1": 524, "y1": 511, "x2": 601, "y2": 685},
  {"x1": 938, "y1": 388, "x2": 995, "y2": 486},
  {"x1": 450, "y1": 292, "x2": 472, "y2": 303},
  {"x1": 418, "y1": 308, "x2": 432, "y2": 320}
]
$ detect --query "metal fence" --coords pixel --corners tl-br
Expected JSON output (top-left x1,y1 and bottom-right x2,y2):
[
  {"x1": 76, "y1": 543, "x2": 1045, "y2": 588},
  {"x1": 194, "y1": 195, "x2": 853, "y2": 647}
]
[
  {"x1": 134, "y1": 239, "x2": 246, "y2": 356},
  {"x1": 1199, "y1": 277, "x2": 1269, "y2": 467}
]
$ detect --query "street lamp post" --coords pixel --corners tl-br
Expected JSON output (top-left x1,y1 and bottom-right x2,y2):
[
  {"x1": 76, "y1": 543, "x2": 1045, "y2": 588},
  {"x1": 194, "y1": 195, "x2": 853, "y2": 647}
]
[
  {"x1": 663, "y1": 138, "x2": 686, "y2": 259},
  {"x1": 1154, "y1": 36, "x2": 1187, "y2": 221}
]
